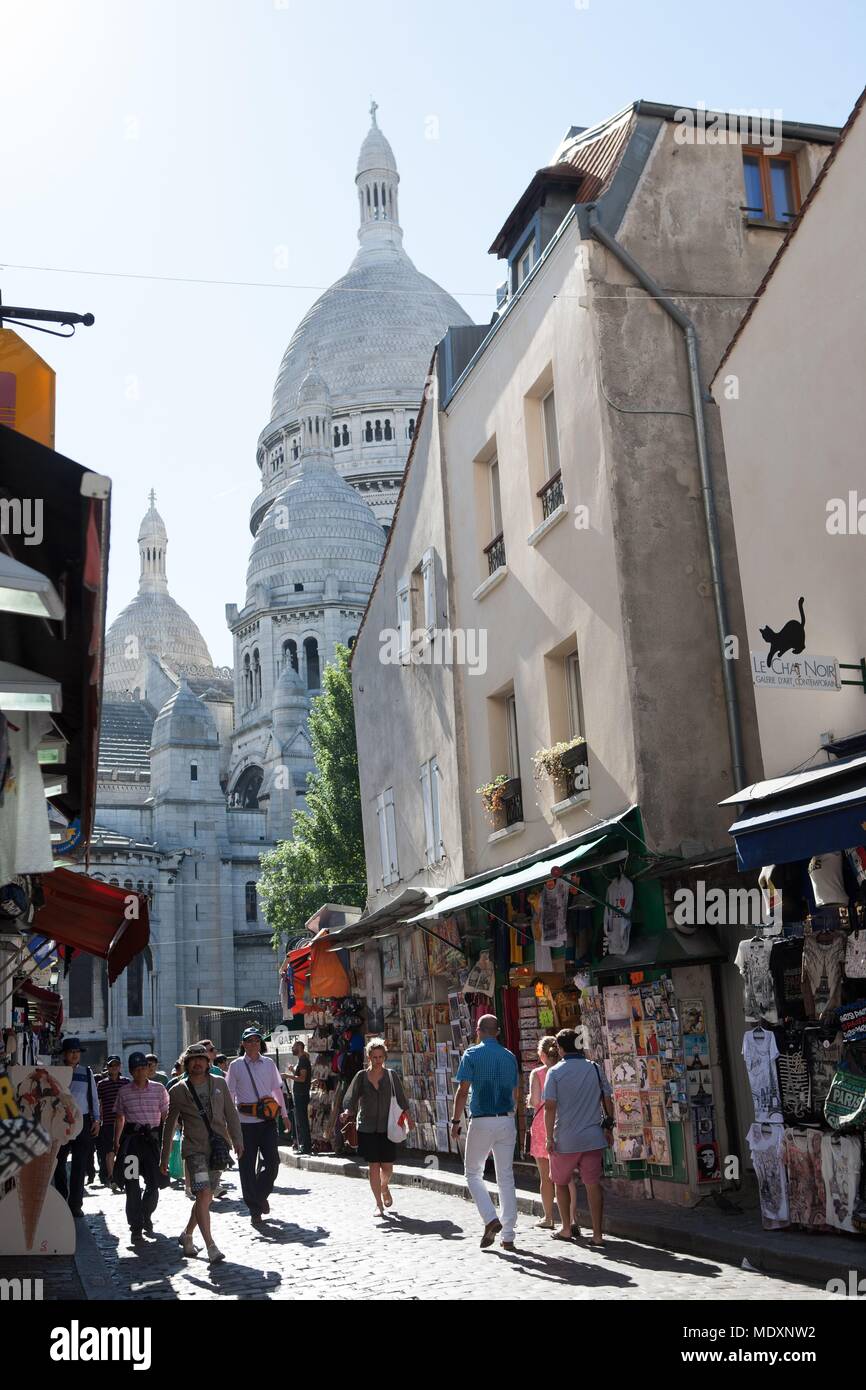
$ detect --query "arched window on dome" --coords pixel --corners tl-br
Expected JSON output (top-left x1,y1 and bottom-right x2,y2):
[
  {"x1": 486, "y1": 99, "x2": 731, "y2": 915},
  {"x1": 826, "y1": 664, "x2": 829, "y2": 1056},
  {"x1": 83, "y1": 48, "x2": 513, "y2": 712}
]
[
  {"x1": 253, "y1": 649, "x2": 262, "y2": 703},
  {"x1": 233, "y1": 766, "x2": 263, "y2": 809},
  {"x1": 283, "y1": 639, "x2": 298, "y2": 674},
  {"x1": 374, "y1": 419, "x2": 382, "y2": 442},
  {"x1": 381, "y1": 182, "x2": 386, "y2": 211},
  {"x1": 291, "y1": 437, "x2": 300, "y2": 461},
  {"x1": 333, "y1": 426, "x2": 340, "y2": 449},
  {"x1": 364, "y1": 421, "x2": 373, "y2": 443},
  {"x1": 147, "y1": 881, "x2": 154, "y2": 902},
  {"x1": 347, "y1": 634, "x2": 356, "y2": 651},
  {"x1": 109, "y1": 877, "x2": 119, "y2": 888},
  {"x1": 407, "y1": 417, "x2": 415, "y2": 440},
  {"x1": 366, "y1": 185, "x2": 371, "y2": 208},
  {"x1": 304, "y1": 637, "x2": 320, "y2": 690},
  {"x1": 384, "y1": 419, "x2": 392, "y2": 441},
  {"x1": 373, "y1": 183, "x2": 379, "y2": 212},
  {"x1": 342, "y1": 424, "x2": 350, "y2": 447}
]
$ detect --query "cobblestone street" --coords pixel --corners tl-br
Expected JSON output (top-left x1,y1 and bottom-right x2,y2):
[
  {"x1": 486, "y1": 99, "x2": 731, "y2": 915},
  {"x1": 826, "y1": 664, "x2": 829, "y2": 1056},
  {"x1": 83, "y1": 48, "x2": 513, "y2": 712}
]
[{"x1": 78, "y1": 1165, "x2": 832, "y2": 1302}]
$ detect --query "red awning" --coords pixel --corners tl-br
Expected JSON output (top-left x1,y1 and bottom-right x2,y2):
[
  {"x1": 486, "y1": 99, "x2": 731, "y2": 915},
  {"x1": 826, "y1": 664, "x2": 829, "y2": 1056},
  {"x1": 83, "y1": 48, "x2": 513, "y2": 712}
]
[
  {"x1": 37, "y1": 868, "x2": 149, "y2": 985},
  {"x1": 287, "y1": 945, "x2": 311, "y2": 1016},
  {"x1": 16, "y1": 979, "x2": 64, "y2": 1028}
]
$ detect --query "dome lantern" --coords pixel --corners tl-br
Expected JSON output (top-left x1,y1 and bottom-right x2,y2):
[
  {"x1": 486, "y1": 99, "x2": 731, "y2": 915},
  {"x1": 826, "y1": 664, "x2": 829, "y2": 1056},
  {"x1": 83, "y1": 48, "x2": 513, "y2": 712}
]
[
  {"x1": 138, "y1": 488, "x2": 169, "y2": 595},
  {"x1": 355, "y1": 99, "x2": 401, "y2": 246}
]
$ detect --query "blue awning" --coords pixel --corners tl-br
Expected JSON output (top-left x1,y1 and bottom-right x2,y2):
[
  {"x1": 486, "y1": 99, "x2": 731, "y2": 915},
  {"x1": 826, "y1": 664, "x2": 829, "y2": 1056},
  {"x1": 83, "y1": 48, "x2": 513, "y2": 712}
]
[{"x1": 723, "y1": 755, "x2": 866, "y2": 870}]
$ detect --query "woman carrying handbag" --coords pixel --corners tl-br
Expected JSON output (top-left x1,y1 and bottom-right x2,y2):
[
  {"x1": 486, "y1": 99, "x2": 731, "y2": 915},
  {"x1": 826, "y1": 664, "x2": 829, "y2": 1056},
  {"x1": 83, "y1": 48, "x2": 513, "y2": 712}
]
[
  {"x1": 342, "y1": 1038, "x2": 414, "y2": 1216},
  {"x1": 160, "y1": 1043, "x2": 244, "y2": 1262}
]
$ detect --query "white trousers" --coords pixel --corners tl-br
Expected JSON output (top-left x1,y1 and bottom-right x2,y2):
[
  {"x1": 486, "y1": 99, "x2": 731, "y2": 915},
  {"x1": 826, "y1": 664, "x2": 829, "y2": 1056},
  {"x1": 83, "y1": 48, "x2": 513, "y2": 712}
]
[{"x1": 463, "y1": 1115, "x2": 517, "y2": 1240}]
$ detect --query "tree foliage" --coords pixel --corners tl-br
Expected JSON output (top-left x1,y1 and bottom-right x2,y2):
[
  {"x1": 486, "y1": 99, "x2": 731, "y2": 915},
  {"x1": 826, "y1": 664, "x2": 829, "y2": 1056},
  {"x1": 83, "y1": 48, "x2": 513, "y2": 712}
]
[{"x1": 258, "y1": 645, "x2": 367, "y2": 949}]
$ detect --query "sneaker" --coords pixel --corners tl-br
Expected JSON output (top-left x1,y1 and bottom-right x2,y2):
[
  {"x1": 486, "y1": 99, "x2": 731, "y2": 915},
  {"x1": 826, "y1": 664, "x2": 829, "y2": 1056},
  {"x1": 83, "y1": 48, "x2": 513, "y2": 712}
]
[
  {"x1": 260, "y1": 1199, "x2": 270, "y2": 1214},
  {"x1": 179, "y1": 1232, "x2": 201, "y2": 1257},
  {"x1": 206, "y1": 1243, "x2": 225, "y2": 1264},
  {"x1": 142, "y1": 1220, "x2": 154, "y2": 1235},
  {"x1": 130, "y1": 1229, "x2": 143, "y2": 1244},
  {"x1": 480, "y1": 1218, "x2": 502, "y2": 1249},
  {"x1": 214, "y1": 1186, "x2": 228, "y2": 1199}
]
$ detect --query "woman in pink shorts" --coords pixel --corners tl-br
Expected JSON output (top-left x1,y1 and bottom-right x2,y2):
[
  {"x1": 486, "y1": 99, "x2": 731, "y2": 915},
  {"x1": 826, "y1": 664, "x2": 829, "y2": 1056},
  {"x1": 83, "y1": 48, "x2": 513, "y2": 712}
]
[{"x1": 528, "y1": 1037, "x2": 562, "y2": 1228}]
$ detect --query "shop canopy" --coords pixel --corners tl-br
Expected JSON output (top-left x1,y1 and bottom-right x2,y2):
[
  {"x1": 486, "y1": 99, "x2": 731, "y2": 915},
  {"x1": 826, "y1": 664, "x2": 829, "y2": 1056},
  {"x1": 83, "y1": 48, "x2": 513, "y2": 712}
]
[
  {"x1": 36, "y1": 868, "x2": 149, "y2": 984},
  {"x1": 0, "y1": 424, "x2": 110, "y2": 841},
  {"x1": 407, "y1": 836, "x2": 616, "y2": 923},
  {"x1": 15, "y1": 978, "x2": 63, "y2": 1027},
  {"x1": 721, "y1": 753, "x2": 866, "y2": 870},
  {"x1": 594, "y1": 925, "x2": 726, "y2": 975}
]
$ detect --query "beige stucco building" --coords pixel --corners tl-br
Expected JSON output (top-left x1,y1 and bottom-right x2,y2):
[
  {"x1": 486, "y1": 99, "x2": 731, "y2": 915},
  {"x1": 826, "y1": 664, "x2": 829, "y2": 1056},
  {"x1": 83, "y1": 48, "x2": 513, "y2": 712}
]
[
  {"x1": 353, "y1": 100, "x2": 839, "y2": 906},
  {"x1": 712, "y1": 89, "x2": 866, "y2": 780}
]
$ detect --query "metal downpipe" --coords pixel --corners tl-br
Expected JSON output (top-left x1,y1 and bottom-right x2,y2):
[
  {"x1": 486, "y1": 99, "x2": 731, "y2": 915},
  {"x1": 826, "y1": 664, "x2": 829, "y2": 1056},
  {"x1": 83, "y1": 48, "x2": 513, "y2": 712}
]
[{"x1": 587, "y1": 206, "x2": 747, "y2": 795}]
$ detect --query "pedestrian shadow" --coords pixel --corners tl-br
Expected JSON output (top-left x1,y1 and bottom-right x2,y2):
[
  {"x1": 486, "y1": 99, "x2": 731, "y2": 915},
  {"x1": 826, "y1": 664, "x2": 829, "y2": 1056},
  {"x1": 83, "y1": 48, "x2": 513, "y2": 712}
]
[
  {"x1": 248, "y1": 1217, "x2": 329, "y2": 1247},
  {"x1": 378, "y1": 1212, "x2": 465, "y2": 1241},
  {"x1": 586, "y1": 1236, "x2": 723, "y2": 1280},
  {"x1": 487, "y1": 1245, "x2": 635, "y2": 1291},
  {"x1": 184, "y1": 1265, "x2": 284, "y2": 1298}
]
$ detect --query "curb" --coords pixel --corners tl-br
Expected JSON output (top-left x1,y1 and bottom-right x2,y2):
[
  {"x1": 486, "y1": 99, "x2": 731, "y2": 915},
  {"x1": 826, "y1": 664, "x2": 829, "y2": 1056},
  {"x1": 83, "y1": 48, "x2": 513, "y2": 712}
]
[
  {"x1": 73, "y1": 1215, "x2": 122, "y2": 1301},
  {"x1": 279, "y1": 1151, "x2": 865, "y2": 1289}
]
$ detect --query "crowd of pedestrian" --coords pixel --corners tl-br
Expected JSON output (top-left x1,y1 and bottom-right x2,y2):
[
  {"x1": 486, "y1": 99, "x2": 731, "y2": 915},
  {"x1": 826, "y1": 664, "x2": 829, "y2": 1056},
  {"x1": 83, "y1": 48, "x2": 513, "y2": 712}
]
[{"x1": 50, "y1": 1017, "x2": 613, "y2": 1258}]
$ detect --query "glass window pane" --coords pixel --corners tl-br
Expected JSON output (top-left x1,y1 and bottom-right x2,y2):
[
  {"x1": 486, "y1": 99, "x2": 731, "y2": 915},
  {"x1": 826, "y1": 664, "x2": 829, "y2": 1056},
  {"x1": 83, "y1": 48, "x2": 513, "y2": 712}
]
[
  {"x1": 490, "y1": 459, "x2": 502, "y2": 534},
  {"x1": 543, "y1": 391, "x2": 560, "y2": 477},
  {"x1": 769, "y1": 160, "x2": 795, "y2": 221},
  {"x1": 742, "y1": 157, "x2": 765, "y2": 218}
]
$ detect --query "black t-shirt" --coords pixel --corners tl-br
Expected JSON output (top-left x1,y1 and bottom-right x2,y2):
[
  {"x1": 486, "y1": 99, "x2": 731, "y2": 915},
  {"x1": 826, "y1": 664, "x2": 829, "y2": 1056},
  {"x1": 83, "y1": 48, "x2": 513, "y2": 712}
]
[
  {"x1": 769, "y1": 937, "x2": 806, "y2": 1021},
  {"x1": 772, "y1": 1026, "x2": 811, "y2": 1124},
  {"x1": 291, "y1": 1054, "x2": 311, "y2": 1092}
]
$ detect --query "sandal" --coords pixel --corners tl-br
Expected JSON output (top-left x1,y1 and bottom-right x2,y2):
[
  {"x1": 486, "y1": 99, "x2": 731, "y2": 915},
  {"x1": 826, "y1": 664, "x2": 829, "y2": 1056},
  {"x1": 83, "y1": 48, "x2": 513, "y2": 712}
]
[
  {"x1": 382, "y1": 1187, "x2": 394, "y2": 1208},
  {"x1": 551, "y1": 1231, "x2": 574, "y2": 1242},
  {"x1": 536, "y1": 1218, "x2": 554, "y2": 1229}
]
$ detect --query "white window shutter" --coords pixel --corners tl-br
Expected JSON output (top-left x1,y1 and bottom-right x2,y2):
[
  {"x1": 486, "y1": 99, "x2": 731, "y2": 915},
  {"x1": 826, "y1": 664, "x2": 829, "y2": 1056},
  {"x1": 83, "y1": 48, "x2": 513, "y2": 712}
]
[
  {"x1": 421, "y1": 548, "x2": 436, "y2": 633},
  {"x1": 397, "y1": 577, "x2": 411, "y2": 661},
  {"x1": 430, "y1": 757, "x2": 442, "y2": 861},
  {"x1": 420, "y1": 761, "x2": 434, "y2": 865},
  {"x1": 376, "y1": 793, "x2": 390, "y2": 884},
  {"x1": 384, "y1": 788, "x2": 399, "y2": 883}
]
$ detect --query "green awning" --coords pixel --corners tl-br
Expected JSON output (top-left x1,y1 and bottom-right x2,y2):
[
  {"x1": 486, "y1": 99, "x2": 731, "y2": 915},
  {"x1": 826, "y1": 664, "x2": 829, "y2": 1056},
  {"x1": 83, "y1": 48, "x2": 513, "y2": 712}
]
[{"x1": 406, "y1": 837, "x2": 611, "y2": 922}]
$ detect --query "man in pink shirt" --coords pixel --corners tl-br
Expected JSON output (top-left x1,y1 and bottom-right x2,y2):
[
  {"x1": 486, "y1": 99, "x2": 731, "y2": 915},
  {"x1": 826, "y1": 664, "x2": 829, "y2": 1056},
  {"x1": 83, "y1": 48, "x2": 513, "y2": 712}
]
[
  {"x1": 113, "y1": 1051, "x2": 169, "y2": 1244},
  {"x1": 226, "y1": 1027, "x2": 289, "y2": 1227}
]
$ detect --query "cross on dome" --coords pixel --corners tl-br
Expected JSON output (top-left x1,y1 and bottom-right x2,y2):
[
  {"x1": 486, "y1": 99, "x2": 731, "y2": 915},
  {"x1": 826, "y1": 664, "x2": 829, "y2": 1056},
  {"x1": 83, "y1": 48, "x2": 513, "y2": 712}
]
[{"x1": 369, "y1": 97, "x2": 378, "y2": 127}]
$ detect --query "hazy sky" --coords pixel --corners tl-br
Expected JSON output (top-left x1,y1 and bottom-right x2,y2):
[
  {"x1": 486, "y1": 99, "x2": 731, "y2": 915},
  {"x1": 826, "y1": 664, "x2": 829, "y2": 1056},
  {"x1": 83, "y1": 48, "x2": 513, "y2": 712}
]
[{"x1": 3, "y1": 0, "x2": 863, "y2": 665}]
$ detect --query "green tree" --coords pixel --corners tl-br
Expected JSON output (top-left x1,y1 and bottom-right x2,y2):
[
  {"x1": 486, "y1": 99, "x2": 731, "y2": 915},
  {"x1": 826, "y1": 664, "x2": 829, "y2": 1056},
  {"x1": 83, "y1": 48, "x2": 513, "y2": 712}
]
[{"x1": 258, "y1": 644, "x2": 367, "y2": 948}]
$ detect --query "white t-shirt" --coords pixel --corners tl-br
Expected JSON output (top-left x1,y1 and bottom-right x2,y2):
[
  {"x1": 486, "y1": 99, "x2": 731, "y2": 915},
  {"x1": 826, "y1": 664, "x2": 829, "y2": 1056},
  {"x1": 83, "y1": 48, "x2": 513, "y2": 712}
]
[
  {"x1": 734, "y1": 936, "x2": 779, "y2": 1025},
  {"x1": 821, "y1": 1132, "x2": 861, "y2": 1233},
  {"x1": 539, "y1": 880, "x2": 569, "y2": 947},
  {"x1": 0, "y1": 713, "x2": 54, "y2": 881},
  {"x1": 742, "y1": 1028, "x2": 783, "y2": 1121},
  {"x1": 603, "y1": 875, "x2": 633, "y2": 956},
  {"x1": 845, "y1": 929, "x2": 866, "y2": 978},
  {"x1": 808, "y1": 852, "x2": 847, "y2": 907},
  {"x1": 747, "y1": 1122, "x2": 789, "y2": 1227}
]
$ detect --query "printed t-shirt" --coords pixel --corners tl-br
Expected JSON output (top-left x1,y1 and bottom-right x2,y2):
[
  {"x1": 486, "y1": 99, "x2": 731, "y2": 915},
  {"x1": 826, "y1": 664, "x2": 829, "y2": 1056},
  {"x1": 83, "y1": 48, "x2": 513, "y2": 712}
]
[
  {"x1": 742, "y1": 1028, "x2": 783, "y2": 1121},
  {"x1": 821, "y1": 1132, "x2": 862, "y2": 1233},
  {"x1": 734, "y1": 936, "x2": 778, "y2": 1025},
  {"x1": 769, "y1": 937, "x2": 806, "y2": 1021},
  {"x1": 801, "y1": 932, "x2": 846, "y2": 1019},
  {"x1": 747, "y1": 1123, "x2": 789, "y2": 1229}
]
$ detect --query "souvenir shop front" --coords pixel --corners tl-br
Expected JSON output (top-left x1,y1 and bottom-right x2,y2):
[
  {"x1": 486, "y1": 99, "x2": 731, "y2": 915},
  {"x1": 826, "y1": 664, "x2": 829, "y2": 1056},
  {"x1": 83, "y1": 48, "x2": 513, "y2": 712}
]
[
  {"x1": 348, "y1": 808, "x2": 735, "y2": 1202},
  {"x1": 279, "y1": 926, "x2": 366, "y2": 1152},
  {"x1": 723, "y1": 754, "x2": 866, "y2": 1236}
]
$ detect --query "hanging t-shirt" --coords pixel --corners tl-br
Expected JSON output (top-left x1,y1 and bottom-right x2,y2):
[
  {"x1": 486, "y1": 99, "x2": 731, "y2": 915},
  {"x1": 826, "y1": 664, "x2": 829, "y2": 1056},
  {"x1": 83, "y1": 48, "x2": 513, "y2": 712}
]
[
  {"x1": 734, "y1": 936, "x2": 778, "y2": 1025},
  {"x1": 742, "y1": 1028, "x2": 783, "y2": 1121},
  {"x1": 0, "y1": 713, "x2": 54, "y2": 881},
  {"x1": 808, "y1": 853, "x2": 847, "y2": 907},
  {"x1": 824, "y1": 1058, "x2": 866, "y2": 1131},
  {"x1": 845, "y1": 929, "x2": 866, "y2": 978},
  {"x1": 603, "y1": 875, "x2": 633, "y2": 957},
  {"x1": 845, "y1": 846, "x2": 866, "y2": 888},
  {"x1": 837, "y1": 998, "x2": 866, "y2": 1046},
  {"x1": 529, "y1": 892, "x2": 553, "y2": 973},
  {"x1": 769, "y1": 937, "x2": 806, "y2": 1021},
  {"x1": 774, "y1": 1031, "x2": 811, "y2": 1124},
  {"x1": 821, "y1": 1132, "x2": 862, "y2": 1233},
  {"x1": 801, "y1": 931, "x2": 846, "y2": 1019},
  {"x1": 805, "y1": 1028, "x2": 843, "y2": 1124},
  {"x1": 747, "y1": 1123, "x2": 789, "y2": 1228},
  {"x1": 783, "y1": 1128, "x2": 827, "y2": 1230},
  {"x1": 539, "y1": 880, "x2": 569, "y2": 947}
]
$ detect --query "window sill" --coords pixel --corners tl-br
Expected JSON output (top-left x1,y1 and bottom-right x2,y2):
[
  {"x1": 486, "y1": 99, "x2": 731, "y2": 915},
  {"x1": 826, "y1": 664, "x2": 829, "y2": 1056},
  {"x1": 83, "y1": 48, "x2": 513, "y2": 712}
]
[
  {"x1": 473, "y1": 565, "x2": 509, "y2": 602},
  {"x1": 487, "y1": 820, "x2": 524, "y2": 845},
  {"x1": 527, "y1": 503, "x2": 568, "y2": 548},
  {"x1": 552, "y1": 790, "x2": 591, "y2": 817},
  {"x1": 743, "y1": 217, "x2": 793, "y2": 232}
]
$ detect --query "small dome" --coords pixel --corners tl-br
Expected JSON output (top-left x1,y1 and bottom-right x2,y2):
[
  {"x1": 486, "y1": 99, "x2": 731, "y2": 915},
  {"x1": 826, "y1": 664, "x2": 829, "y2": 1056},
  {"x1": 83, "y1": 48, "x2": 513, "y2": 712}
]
[
  {"x1": 296, "y1": 356, "x2": 330, "y2": 410},
  {"x1": 151, "y1": 679, "x2": 217, "y2": 749},
  {"x1": 104, "y1": 592, "x2": 215, "y2": 693},
  {"x1": 138, "y1": 495, "x2": 167, "y2": 544},
  {"x1": 357, "y1": 122, "x2": 397, "y2": 177},
  {"x1": 273, "y1": 661, "x2": 308, "y2": 710}
]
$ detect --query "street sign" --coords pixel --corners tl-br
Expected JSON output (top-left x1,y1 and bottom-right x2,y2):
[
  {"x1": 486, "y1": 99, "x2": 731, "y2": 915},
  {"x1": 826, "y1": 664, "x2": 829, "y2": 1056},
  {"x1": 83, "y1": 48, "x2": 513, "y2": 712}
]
[{"x1": 0, "y1": 328, "x2": 56, "y2": 448}]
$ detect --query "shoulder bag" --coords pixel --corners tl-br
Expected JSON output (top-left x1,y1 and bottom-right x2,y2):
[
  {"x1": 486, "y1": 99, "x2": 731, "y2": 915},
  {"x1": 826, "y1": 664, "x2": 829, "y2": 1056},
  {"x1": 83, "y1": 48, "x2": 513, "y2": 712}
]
[
  {"x1": 387, "y1": 1069, "x2": 409, "y2": 1144},
  {"x1": 592, "y1": 1061, "x2": 615, "y2": 1146},
  {"x1": 186, "y1": 1079, "x2": 231, "y2": 1168},
  {"x1": 243, "y1": 1059, "x2": 280, "y2": 1121},
  {"x1": 339, "y1": 1073, "x2": 360, "y2": 1150}
]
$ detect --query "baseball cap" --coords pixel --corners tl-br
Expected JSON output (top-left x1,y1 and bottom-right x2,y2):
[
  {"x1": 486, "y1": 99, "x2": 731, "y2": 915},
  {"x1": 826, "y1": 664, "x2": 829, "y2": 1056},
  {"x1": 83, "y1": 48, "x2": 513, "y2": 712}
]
[
  {"x1": 60, "y1": 1036, "x2": 85, "y2": 1054},
  {"x1": 106, "y1": 1055, "x2": 121, "y2": 1066},
  {"x1": 241, "y1": 1026, "x2": 264, "y2": 1042},
  {"x1": 128, "y1": 1051, "x2": 148, "y2": 1072}
]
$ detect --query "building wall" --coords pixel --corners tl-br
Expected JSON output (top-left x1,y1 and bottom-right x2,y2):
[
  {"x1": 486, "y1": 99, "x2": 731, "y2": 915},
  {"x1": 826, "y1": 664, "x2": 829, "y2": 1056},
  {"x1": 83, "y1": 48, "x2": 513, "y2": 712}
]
[
  {"x1": 442, "y1": 215, "x2": 639, "y2": 876},
  {"x1": 353, "y1": 396, "x2": 469, "y2": 911},
  {"x1": 714, "y1": 106, "x2": 866, "y2": 776}
]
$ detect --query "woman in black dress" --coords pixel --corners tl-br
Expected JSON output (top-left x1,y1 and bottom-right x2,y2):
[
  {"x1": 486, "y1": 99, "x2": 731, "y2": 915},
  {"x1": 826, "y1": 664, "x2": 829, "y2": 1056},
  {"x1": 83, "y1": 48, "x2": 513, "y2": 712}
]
[{"x1": 343, "y1": 1038, "x2": 414, "y2": 1215}]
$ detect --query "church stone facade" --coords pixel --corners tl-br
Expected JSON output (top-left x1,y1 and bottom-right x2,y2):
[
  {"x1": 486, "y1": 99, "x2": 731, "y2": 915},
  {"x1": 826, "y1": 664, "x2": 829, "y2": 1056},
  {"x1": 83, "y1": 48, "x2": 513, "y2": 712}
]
[{"x1": 61, "y1": 108, "x2": 472, "y2": 1067}]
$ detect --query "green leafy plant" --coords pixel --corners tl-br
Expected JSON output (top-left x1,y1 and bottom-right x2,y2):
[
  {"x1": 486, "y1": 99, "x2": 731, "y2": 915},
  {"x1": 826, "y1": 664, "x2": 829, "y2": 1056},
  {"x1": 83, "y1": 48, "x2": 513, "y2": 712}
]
[
  {"x1": 258, "y1": 645, "x2": 367, "y2": 948},
  {"x1": 531, "y1": 736, "x2": 586, "y2": 783},
  {"x1": 476, "y1": 773, "x2": 509, "y2": 817}
]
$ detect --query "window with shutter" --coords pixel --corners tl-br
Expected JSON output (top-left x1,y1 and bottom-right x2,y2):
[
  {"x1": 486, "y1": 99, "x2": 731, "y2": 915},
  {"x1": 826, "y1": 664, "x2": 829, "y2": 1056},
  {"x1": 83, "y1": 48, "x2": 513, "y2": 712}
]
[
  {"x1": 421, "y1": 549, "x2": 436, "y2": 634},
  {"x1": 542, "y1": 389, "x2": 560, "y2": 478},
  {"x1": 430, "y1": 757, "x2": 443, "y2": 861},
  {"x1": 420, "y1": 761, "x2": 434, "y2": 864},
  {"x1": 384, "y1": 789, "x2": 399, "y2": 883},
  {"x1": 397, "y1": 577, "x2": 411, "y2": 661}
]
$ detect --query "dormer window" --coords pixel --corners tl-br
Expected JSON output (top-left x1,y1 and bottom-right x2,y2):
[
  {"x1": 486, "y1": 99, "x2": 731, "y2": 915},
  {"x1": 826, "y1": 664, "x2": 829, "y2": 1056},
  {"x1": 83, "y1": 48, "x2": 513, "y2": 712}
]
[
  {"x1": 517, "y1": 239, "x2": 535, "y2": 287},
  {"x1": 742, "y1": 148, "x2": 801, "y2": 226}
]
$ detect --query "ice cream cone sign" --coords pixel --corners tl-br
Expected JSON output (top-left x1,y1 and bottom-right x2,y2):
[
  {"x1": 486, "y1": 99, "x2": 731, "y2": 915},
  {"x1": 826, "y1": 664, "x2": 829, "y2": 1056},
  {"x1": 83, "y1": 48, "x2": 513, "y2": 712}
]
[{"x1": 0, "y1": 1067, "x2": 82, "y2": 1255}]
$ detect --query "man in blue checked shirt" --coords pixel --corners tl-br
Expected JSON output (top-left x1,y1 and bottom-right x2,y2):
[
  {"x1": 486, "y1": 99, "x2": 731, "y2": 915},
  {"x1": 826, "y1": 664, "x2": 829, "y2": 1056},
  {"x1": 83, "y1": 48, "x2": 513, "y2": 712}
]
[{"x1": 451, "y1": 1015, "x2": 520, "y2": 1251}]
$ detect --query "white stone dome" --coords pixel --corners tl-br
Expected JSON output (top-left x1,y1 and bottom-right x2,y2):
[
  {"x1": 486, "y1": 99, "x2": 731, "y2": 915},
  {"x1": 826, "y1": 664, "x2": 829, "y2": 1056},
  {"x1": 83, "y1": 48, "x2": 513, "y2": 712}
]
[
  {"x1": 357, "y1": 122, "x2": 397, "y2": 175},
  {"x1": 104, "y1": 494, "x2": 216, "y2": 695}
]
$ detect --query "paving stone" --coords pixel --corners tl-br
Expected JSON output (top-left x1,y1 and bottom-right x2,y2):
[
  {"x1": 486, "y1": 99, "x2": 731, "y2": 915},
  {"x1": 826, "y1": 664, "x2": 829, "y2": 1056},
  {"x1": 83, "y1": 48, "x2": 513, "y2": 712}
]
[{"x1": 66, "y1": 1168, "x2": 834, "y2": 1301}]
